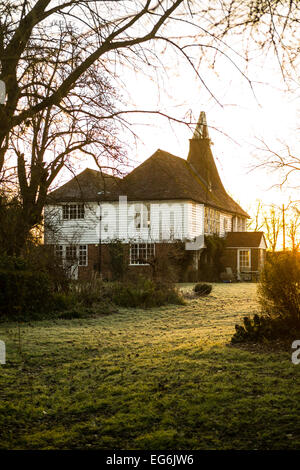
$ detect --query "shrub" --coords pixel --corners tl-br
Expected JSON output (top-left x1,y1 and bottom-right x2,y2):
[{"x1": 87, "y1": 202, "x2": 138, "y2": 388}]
[
  {"x1": 0, "y1": 254, "x2": 116, "y2": 321},
  {"x1": 0, "y1": 257, "x2": 53, "y2": 319},
  {"x1": 0, "y1": 254, "x2": 74, "y2": 320},
  {"x1": 107, "y1": 277, "x2": 184, "y2": 308},
  {"x1": 231, "y1": 253, "x2": 300, "y2": 344},
  {"x1": 108, "y1": 240, "x2": 128, "y2": 281},
  {"x1": 68, "y1": 276, "x2": 107, "y2": 307},
  {"x1": 26, "y1": 245, "x2": 70, "y2": 293},
  {"x1": 258, "y1": 253, "x2": 300, "y2": 319},
  {"x1": 194, "y1": 283, "x2": 212, "y2": 296}
]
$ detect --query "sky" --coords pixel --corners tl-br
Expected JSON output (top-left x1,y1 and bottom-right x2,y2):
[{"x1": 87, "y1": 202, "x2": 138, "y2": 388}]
[
  {"x1": 117, "y1": 47, "x2": 299, "y2": 215},
  {"x1": 56, "y1": 4, "x2": 299, "y2": 244}
]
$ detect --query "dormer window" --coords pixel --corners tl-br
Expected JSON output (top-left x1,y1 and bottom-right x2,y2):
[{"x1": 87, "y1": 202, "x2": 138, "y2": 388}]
[{"x1": 62, "y1": 204, "x2": 85, "y2": 220}]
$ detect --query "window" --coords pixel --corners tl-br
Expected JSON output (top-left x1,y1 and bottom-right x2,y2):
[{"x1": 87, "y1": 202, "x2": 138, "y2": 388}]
[
  {"x1": 130, "y1": 243, "x2": 155, "y2": 265},
  {"x1": 134, "y1": 205, "x2": 142, "y2": 230},
  {"x1": 66, "y1": 245, "x2": 77, "y2": 263},
  {"x1": 55, "y1": 245, "x2": 88, "y2": 267},
  {"x1": 204, "y1": 207, "x2": 220, "y2": 235},
  {"x1": 134, "y1": 204, "x2": 150, "y2": 230},
  {"x1": 62, "y1": 204, "x2": 85, "y2": 220},
  {"x1": 145, "y1": 204, "x2": 151, "y2": 229},
  {"x1": 204, "y1": 207, "x2": 209, "y2": 234},
  {"x1": 236, "y1": 217, "x2": 246, "y2": 232},
  {"x1": 213, "y1": 210, "x2": 220, "y2": 234},
  {"x1": 79, "y1": 245, "x2": 88, "y2": 266},
  {"x1": 239, "y1": 249, "x2": 251, "y2": 271},
  {"x1": 55, "y1": 245, "x2": 63, "y2": 265}
]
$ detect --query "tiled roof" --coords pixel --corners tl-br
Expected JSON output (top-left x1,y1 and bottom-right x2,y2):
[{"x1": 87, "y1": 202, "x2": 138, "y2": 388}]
[
  {"x1": 47, "y1": 168, "x2": 122, "y2": 203},
  {"x1": 225, "y1": 231, "x2": 266, "y2": 248},
  {"x1": 47, "y1": 112, "x2": 250, "y2": 218},
  {"x1": 121, "y1": 149, "x2": 249, "y2": 217}
]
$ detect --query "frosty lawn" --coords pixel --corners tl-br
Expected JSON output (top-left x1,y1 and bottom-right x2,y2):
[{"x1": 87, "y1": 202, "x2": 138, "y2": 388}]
[{"x1": 1, "y1": 283, "x2": 299, "y2": 450}]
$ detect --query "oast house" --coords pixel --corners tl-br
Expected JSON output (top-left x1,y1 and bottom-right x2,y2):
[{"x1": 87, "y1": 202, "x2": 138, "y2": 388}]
[{"x1": 44, "y1": 112, "x2": 267, "y2": 281}]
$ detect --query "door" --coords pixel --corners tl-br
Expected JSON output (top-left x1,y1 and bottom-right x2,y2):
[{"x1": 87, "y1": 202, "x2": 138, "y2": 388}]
[{"x1": 65, "y1": 246, "x2": 79, "y2": 280}]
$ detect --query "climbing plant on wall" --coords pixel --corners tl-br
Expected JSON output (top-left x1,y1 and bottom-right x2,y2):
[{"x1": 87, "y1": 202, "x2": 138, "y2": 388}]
[{"x1": 199, "y1": 235, "x2": 226, "y2": 281}]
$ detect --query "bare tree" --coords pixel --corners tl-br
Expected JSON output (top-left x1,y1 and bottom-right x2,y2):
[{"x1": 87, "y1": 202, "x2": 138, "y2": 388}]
[
  {"x1": 0, "y1": 0, "x2": 187, "y2": 174},
  {"x1": 0, "y1": 0, "x2": 299, "y2": 254},
  {"x1": 254, "y1": 139, "x2": 300, "y2": 190},
  {"x1": 288, "y1": 206, "x2": 300, "y2": 252},
  {"x1": 263, "y1": 205, "x2": 282, "y2": 252},
  {"x1": 247, "y1": 199, "x2": 265, "y2": 231},
  {"x1": 7, "y1": 53, "x2": 126, "y2": 252},
  {"x1": 1, "y1": 0, "x2": 299, "y2": 173}
]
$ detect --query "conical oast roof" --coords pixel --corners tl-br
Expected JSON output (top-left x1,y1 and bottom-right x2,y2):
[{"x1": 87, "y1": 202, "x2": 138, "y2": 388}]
[
  {"x1": 186, "y1": 111, "x2": 248, "y2": 216},
  {"x1": 188, "y1": 111, "x2": 226, "y2": 193}
]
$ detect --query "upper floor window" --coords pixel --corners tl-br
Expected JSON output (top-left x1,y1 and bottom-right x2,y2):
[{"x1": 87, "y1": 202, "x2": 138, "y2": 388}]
[
  {"x1": 235, "y1": 217, "x2": 246, "y2": 232},
  {"x1": 62, "y1": 204, "x2": 85, "y2": 220},
  {"x1": 204, "y1": 207, "x2": 220, "y2": 235},
  {"x1": 134, "y1": 203, "x2": 150, "y2": 230},
  {"x1": 223, "y1": 217, "x2": 229, "y2": 232}
]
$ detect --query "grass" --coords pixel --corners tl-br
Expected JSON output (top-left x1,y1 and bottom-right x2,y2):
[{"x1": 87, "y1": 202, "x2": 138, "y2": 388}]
[{"x1": 0, "y1": 282, "x2": 300, "y2": 450}]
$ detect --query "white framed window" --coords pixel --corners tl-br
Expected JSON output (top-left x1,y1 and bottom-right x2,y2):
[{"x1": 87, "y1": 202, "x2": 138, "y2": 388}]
[
  {"x1": 223, "y1": 217, "x2": 230, "y2": 232},
  {"x1": 62, "y1": 204, "x2": 85, "y2": 220},
  {"x1": 130, "y1": 243, "x2": 155, "y2": 265},
  {"x1": 134, "y1": 205, "x2": 142, "y2": 230},
  {"x1": 204, "y1": 207, "x2": 220, "y2": 235},
  {"x1": 134, "y1": 203, "x2": 150, "y2": 230},
  {"x1": 236, "y1": 217, "x2": 246, "y2": 232},
  {"x1": 239, "y1": 249, "x2": 251, "y2": 271},
  {"x1": 58, "y1": 245, "x2": 88, "y2": 267},
  {"x1": 79, "y1": 245, "x2": 88, "y2": 266},
  {"x1": 66, "y1": 245, "x2": 77, "y2": 262}
]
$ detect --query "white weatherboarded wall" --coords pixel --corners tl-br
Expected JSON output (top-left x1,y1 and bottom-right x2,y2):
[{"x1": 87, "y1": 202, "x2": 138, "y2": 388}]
[
  {"x1": 187, "y1": 202, "x2": 204, "y2": 239},
  {"x1": 44, "y1": 200, "x2": 194, "y2": 244},
  {"x1": 44, "y1": 203, "x2": 100, "y2": 245},
  {"x1": 44, "y1": 200, "x2": 242, "y2": 245}
]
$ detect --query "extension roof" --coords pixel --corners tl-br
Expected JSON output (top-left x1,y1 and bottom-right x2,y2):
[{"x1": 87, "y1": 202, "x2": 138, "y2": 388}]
[
  {"x1": 47, "y1": 112, "x2": 249, "y2": 218},
  {"x1": 225, "y1": 231, "x2": 267, "y2": 248}
]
